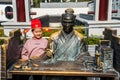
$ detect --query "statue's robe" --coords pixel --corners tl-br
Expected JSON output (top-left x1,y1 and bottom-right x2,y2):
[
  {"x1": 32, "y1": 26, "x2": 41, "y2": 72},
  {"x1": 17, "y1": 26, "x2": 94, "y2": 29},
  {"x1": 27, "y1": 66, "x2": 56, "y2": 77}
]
[
  {"x1": 49, "y1": 30, "x2": 84, "y2": 61},
  {"x1": 45, "y1": 30, "x2": 86, "y2": 80}
]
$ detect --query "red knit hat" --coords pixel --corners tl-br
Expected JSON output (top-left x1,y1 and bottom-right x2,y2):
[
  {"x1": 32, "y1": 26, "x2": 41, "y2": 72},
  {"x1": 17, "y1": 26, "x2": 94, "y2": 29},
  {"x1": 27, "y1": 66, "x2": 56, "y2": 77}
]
[{"x1": 31, "y1": 19, "x2": 42, "y2": 29}]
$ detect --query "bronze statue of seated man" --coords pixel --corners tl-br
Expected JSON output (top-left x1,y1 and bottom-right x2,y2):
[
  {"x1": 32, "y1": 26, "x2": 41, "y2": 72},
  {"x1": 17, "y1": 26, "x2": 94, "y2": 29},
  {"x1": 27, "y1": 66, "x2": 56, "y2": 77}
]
[
  {"x1": 44, "y1": 8, "x2": 89, "y2": 80},
  {"x1": 45, "y1": 9, "x2": 88, "y2": 62}
]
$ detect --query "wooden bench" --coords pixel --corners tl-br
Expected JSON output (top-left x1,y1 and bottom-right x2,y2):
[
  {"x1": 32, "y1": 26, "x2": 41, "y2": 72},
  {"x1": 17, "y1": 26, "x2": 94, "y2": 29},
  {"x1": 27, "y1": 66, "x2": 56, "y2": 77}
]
[{"x1": 1, "y1": 29, "x2": 22, "y2": 80}]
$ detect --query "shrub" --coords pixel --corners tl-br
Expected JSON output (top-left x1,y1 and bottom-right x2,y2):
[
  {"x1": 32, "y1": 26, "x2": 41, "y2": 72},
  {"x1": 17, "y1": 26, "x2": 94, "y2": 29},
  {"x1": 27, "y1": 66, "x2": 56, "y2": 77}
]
[
  {"x1": 42, "y1": 29, "x2": 60, "y2": 37},
  {"x1": 0, "y1": 28, "x2": 6, "y2": 45},
  {"x1": 0, "y1": 29, "x2": 5, "y2": 37},
  {"x1": 42, "y1": 27, "x2": 85, "y2": 37},
  {"x1": 88, "y1": 37, "x2": 100, "y2": 45},
  {"x1": 0, "y1": 39, "x2": 4, "y2": 45}
]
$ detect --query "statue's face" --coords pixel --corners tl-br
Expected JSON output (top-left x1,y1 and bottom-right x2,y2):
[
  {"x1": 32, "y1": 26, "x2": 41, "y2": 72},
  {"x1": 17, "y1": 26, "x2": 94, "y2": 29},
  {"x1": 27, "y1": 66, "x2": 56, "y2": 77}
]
[
  {"x1": 62, "y1": 21, "x2": 74, "y2": 34},
  {"x1": 61, "y1": 13, "x2": 75, "y2": 34}
]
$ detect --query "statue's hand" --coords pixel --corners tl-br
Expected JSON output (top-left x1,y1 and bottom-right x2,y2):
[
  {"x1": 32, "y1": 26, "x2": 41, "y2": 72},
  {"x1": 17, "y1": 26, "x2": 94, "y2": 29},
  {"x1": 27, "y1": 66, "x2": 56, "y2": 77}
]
[{"x1": 46, "y1": 49, "x2": 54, "y2": 57}]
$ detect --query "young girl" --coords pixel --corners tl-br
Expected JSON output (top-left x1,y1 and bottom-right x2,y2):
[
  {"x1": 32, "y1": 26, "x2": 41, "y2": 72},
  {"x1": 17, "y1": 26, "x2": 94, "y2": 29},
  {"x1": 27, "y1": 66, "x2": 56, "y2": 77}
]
[
  {"x1": 21, "y1": 19, "x2": 48, "y2": 60},
  {"x1": 19, "y1": 19, "x2": 48, "y2": 80}
]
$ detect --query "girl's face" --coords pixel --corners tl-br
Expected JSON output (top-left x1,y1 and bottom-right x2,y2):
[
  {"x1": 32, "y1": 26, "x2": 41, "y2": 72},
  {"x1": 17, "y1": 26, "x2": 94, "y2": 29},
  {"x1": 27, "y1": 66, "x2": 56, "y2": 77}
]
[{"x1": 32, "y1": 28, "x2": 42, "y2": 39}]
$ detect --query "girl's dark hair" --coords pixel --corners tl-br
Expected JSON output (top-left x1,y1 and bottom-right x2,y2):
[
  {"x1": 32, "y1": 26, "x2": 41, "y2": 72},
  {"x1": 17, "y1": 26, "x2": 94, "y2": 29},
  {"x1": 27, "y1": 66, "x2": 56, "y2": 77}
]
[
  {"x1": 31, "y1": 28, "x2": 43, "y2": 32},
  {"x1": 31, "y1": 29, "x2": 34, "y2": 32}
]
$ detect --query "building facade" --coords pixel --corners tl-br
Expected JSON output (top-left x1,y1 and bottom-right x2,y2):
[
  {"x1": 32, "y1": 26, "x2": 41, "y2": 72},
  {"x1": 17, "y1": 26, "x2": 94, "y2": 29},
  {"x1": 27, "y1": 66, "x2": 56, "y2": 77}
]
[{"x1": 112, "y1": 0, "x2": 120, "y2": 17}]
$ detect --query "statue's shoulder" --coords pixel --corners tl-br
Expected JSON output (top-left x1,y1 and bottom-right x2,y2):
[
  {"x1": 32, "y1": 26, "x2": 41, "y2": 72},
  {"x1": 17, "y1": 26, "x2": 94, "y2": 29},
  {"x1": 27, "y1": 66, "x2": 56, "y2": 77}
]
[
  {"x1": 49, "y1": 30, "x2": 61, "y2": 40},
  {"x1": 74, "y1": 30, "x2": 84, "y2": 39}
]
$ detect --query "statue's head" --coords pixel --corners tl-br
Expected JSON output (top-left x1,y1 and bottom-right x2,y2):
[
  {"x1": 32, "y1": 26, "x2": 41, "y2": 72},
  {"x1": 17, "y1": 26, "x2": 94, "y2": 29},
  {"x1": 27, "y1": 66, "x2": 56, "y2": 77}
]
[
  {"x1": 61, "y1": 13, "x2": 76, "y2": 34},
  {"x1": 65, "y1": 8, "x2": 74, "y2": 14}
]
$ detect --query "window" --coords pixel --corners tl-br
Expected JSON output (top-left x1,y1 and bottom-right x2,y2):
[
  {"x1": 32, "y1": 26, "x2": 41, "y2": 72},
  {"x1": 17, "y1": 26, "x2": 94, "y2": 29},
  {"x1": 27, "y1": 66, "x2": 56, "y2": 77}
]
[{"x1": 5, "y1": 6, "x2": 13, "y2": 19}]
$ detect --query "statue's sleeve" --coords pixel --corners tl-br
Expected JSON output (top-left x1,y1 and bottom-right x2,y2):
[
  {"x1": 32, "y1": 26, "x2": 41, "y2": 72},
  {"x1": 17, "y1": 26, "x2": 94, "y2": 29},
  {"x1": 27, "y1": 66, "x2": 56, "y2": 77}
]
[
  {"x1": 80, "y1": 38, "x2": 87, "y2": 52},
  {"x1": 45, "y1": 36, "x2": 57, "y2": 57},
  {"x1": 45, "y1": 31, "x2": 60, "y2": 57},
  {"x1": 75, "y1": 38, "x2": 89, "y2": 61},
  {"x1": 45, "y1": 39, "x2": 54, "y2": 57},
  {"x1": 77, "y1": 39, "x2": 84, "y2": 54},
  {"x1": 74, "y1": 30, "x2": 86, "y2": 53}
]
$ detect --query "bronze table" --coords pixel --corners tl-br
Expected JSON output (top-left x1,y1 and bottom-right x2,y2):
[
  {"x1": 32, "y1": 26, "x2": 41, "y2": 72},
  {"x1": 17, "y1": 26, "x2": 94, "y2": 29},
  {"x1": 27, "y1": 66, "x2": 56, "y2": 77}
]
[{"x1": 8, "y1": 60, "x2": 117, "y2": 80}]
